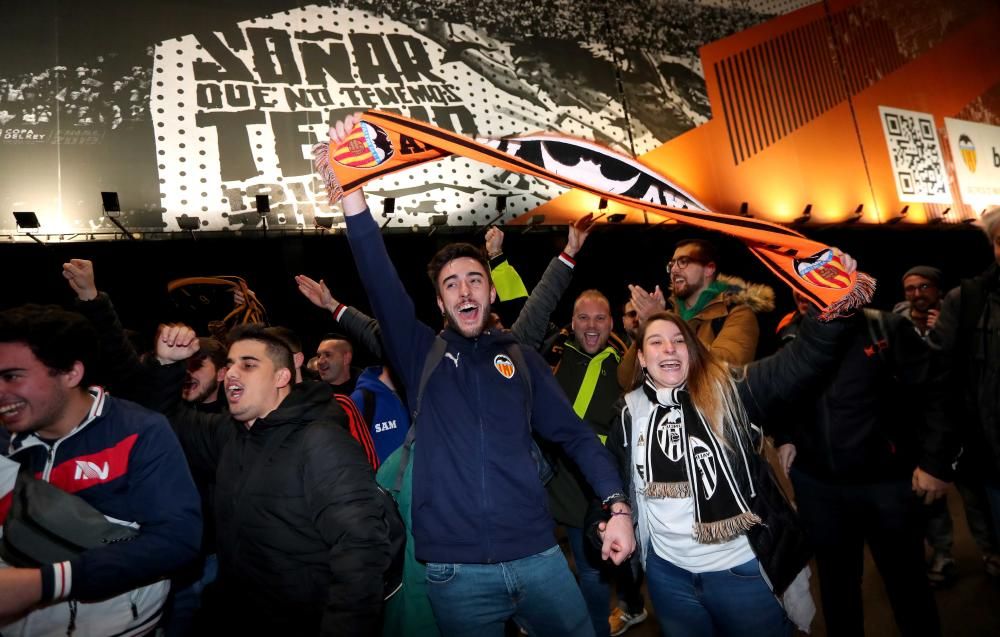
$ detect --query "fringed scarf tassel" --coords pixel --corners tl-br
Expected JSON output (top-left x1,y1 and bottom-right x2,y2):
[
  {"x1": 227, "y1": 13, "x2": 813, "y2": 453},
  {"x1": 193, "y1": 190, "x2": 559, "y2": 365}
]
[
  {"x1": 644, "y1": 481, "x2": 691, "y2": 498},
  {"x1": 818, "y1": 271, "x2": 878, "y2": 321},
  {"x1": 694, "y1": 510, "x2": 763, "y2": 543},
  {"x1": 312, "y1": 143, "x2": 343, "y2": 206}
]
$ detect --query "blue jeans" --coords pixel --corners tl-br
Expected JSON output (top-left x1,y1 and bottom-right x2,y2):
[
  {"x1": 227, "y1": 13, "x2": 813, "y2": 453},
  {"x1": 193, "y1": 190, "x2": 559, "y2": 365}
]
[
  {"x1": 644, "y1": 551, "x2": 791, "y2": 637},
  {"x1": 566, "y1": 526, "x2": 611, "y2": 637},
  {"x1": 425, "y1": 544, "x2": 595, "y2": 637}
]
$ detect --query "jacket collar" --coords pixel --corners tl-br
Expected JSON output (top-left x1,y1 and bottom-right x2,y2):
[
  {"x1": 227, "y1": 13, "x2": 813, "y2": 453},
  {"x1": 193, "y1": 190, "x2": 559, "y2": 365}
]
[
  {"x1": 249, "y1": 381, "x2": 333, "y2": 432},
  {"x1": 439, "y1": 325, "x2": 518, "y2": 349},
  {"x1": 11, "y1": 386, "x2": 107, "y2": 454}
]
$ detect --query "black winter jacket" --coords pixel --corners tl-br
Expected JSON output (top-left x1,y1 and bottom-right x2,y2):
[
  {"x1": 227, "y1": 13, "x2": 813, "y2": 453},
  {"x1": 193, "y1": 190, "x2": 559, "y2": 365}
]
[
  {"x1": 772, "y1": 310, "x2": 956, "y2": 482},
  {"x1": 151, "y1": 364, "x2": 391, "y2": 637}
]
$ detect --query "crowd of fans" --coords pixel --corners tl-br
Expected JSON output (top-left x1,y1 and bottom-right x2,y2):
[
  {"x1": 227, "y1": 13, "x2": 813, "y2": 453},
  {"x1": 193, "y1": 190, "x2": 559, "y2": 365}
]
[
  {"x1": 365, "y1": 0, "x2": 766, "y2": 55},
  {"x1": 0, "y1": 51, "x2": 152, "y2": 132}
]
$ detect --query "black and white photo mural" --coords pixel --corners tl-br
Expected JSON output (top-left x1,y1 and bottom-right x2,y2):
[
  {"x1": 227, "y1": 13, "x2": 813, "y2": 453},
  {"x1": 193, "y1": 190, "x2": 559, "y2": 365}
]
[{"x1": 0, "y1": 0, "x2": 800, "y2": 237}]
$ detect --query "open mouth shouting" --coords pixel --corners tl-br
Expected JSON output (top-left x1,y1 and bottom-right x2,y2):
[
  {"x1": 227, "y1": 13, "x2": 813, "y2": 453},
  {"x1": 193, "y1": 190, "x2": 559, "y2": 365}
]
[
  {"x1": 226, "y1": 382, "x2": 245, "y2": 404},
  {"x1": 581, "y1": 331, "x2": 602, "y2": 350},
  {"x1": 453, "y1": 300, "x2": 482, "y2": 331}
]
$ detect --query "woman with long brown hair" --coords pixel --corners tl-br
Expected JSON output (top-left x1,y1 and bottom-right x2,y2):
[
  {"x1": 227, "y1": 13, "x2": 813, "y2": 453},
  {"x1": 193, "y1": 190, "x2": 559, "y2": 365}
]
[{"x1": 593, "y1": 296, "x2": 857, "y2": 636}]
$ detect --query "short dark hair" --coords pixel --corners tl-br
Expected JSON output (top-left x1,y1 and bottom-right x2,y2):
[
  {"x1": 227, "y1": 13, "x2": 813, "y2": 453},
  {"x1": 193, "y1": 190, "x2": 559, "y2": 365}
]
[
  {"x1": 226, "y1": 324, "x2": 294, "y2": 377},
  {"x1": 0, "y1": 304, "x2": 99, "y2": 387},
  {"x1": 674, "y1": 238, "x2": 719, "y2": 268},
  {"x1": 193, "y1": 337, "x2": 228, "y2": 370},
  {"x1": 264, "y1": 326, "x2": 303, "y2": 355},
  {"x1": 426, "y1": 242, "x2": 492, "y2": 291}
]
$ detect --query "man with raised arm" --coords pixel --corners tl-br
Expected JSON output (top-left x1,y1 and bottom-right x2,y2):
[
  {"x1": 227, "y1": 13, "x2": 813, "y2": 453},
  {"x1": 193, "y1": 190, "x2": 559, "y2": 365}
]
[{"x1": 329, "y1": 114, "x2": 634, "y2": 637}]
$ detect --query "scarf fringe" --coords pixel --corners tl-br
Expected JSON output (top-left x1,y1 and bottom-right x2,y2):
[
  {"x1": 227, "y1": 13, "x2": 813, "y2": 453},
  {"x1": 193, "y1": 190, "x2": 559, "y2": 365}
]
[
  {"x1": 312, "y1": 142, "x2": 344, "y2": 206},
  {"x1": 693, "y1": 511, "x2": 762, "y2": 543},
  {"x1": 644, "y1": 481, "x2": 690, "y2": 498},
  {"x1": 818, "y1": 271, "x2": 877, "y2": 321}
]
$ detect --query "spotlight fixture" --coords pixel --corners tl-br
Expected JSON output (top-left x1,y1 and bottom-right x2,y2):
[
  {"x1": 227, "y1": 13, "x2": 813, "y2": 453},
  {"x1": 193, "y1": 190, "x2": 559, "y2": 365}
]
[
  {"x1": 314, "y1": 216, "x2": 334, "y2": 229},
  {"x1": 427, "y1": 213, "x2": 448, "y2": 236},
  {"x1": 887, "y1": 205, "x2": 908, "y2": 224},
  {"x1": 13, "y1": 211, "x2": 40, "y2": 229},
  {"x1": 383, "y1": 197, "x2": 396, "y2": 216},
  {"x1": 13, "y1": 211, "x2": 43, "y2": 244},
  {"x1": 101, "y1": 191, "x2": 135, "y2": 240},
  {"x1": 255, "y1": 194, "x2": 270, "y2": 214},
  {"x1": 496, "y1": 195, "x2": 508, "y2": 212},
  {"x1": 739, "y1": 201, "x2": 749, "y2": 217},
  {"x1": 846, "y1": 204, "x2": 864, "y2": 224},
  {"x1": 607, "y1": 213, "x2": 627, "y2": 223},
  {"x1": 930, "y1": 206, "x2": 950, "y2": 224},
  {"x1": 793, "y1": 204, "x2": 812, "y2": 225},
  {"x1": 102, "y1": 192, "x2": 121, "y2": 218},
  {"x1": 176, "y1": 215, "x2": 201, "y2": 231},
  {"x1": 523, "y1": 213, "x2": 546, "y2": 234},
  {"x1": 598, "y1": 198, "x2": 608, "y2": 210}
]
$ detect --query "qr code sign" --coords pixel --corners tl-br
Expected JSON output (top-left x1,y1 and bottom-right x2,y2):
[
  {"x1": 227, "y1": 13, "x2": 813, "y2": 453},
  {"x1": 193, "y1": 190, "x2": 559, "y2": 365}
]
[{"x1": 879, "y1": 106, "x2": 952, "y2": 204}]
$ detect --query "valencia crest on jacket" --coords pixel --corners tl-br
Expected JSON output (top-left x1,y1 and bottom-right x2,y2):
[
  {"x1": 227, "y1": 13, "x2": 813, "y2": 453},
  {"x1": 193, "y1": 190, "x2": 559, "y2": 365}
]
[{"x1": 493, "y1": 354, "x2": 516, "y2": 379}]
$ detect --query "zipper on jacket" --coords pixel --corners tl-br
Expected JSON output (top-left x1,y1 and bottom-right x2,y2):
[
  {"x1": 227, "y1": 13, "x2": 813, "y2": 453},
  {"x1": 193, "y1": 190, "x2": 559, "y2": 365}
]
[
  {"x1": 43, "y1": 444, "x2": 58, "y2": 481},
  {"x1": 474, "y1": 339, "x2": 494, "y2": 562}
]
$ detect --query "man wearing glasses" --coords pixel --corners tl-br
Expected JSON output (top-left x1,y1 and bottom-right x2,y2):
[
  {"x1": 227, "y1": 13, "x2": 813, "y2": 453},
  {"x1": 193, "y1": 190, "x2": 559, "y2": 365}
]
[
  {"x1": 618, "y1": 239, "x2": 775, "y2": 386},
  {"x1": 894, "y1": 265, "x2": 943, "y2": 340}
]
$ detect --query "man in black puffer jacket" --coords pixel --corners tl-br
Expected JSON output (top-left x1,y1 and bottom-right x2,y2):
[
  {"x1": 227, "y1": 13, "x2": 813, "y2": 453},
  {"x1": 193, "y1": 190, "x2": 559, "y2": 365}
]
[{"x1": 148, "y1": 324, "x2": 390, "y2": 637}]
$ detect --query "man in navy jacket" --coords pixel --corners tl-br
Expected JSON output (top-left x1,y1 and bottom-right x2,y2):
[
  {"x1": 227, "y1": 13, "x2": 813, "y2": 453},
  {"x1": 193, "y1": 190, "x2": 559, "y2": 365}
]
[
  {"x1": 330, "y1": 114, "x2": 634, "y2": 637},
  {"x1": 0, "y1": 304, "x2": 201, "y2": 635}
]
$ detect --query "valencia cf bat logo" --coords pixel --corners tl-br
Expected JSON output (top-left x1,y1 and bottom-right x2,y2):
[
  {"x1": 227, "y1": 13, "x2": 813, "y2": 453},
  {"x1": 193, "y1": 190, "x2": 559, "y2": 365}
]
[
  {"x1": 333, "y1": 122, "x2": 394, "y2": 168},
  {"x1": 793, "y1": 248, "x2": 851, "y2": 290},
  {"x1": 494, "y1": 354, "x2": 516, "y2": 379}
]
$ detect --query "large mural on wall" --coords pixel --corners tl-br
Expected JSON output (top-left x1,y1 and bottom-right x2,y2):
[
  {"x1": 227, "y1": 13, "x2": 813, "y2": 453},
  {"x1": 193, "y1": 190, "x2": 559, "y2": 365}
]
[
  {"x1": 0, "y1": 0, "x2": 998, "y2": 239},
  {"x1": 0, "y1": 0, "x2": 780, "y2": 236}
]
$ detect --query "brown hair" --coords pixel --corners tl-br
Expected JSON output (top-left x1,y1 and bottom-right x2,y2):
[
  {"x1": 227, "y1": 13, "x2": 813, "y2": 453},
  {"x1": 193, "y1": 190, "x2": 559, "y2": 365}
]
[
  {"x1": 426, "y1": 242, "x2": 492, "y2": 292},
  {"x1": 628, "y1": 311, "x2": 746, "y2": 441},
  {"x1": 674, "y1": 238, "x2": 719, "y2": 268}
]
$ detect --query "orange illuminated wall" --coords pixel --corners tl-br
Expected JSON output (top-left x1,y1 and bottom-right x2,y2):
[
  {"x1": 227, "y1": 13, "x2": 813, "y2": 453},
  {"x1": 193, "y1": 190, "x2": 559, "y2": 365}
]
[{"x1": 521, "y1": 0, "x2": 1000, "y2": 227}]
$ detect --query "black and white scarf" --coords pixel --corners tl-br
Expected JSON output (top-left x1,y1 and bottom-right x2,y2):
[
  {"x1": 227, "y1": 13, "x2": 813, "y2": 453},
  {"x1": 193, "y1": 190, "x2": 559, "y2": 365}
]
[{"x1": 637, "y1": 379, "x2": 761, "y2": 543}]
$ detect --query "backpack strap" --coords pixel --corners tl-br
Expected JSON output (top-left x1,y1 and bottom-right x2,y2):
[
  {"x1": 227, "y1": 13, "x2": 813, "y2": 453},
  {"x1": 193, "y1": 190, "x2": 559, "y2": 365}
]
[
  {"x1": 395, "y1": 336, "x2": 448, "y2": 491},
  {"x1": 505, "y1": 343, "x2": 554, "y2": 485}
]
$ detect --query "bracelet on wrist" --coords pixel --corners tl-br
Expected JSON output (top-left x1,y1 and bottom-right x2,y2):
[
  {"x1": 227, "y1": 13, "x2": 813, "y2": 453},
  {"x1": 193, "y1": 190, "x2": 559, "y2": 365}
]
[{"x1": 602, "y1": 492, "x2": 630, "y2": 511}]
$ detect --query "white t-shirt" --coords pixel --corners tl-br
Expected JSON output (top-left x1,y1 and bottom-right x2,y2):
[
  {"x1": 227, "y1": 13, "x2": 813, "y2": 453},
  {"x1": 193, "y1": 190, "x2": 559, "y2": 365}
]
[{"x1": 644, "y1": 492, "x2": 756, "y2": 573}]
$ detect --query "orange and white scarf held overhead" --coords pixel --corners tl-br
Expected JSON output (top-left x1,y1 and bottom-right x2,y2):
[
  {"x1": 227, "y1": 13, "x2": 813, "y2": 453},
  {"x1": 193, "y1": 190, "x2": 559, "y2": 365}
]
[{"x1": 314, "y1": 110, "x2": 875, "y2": 318}]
